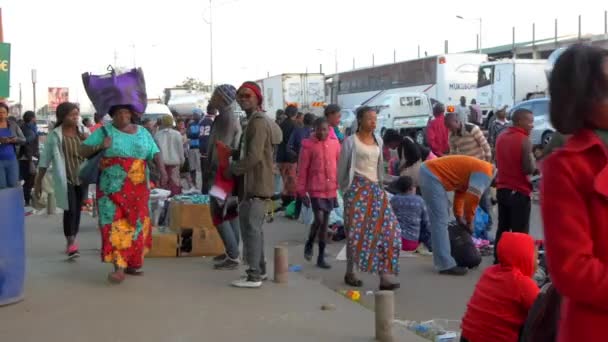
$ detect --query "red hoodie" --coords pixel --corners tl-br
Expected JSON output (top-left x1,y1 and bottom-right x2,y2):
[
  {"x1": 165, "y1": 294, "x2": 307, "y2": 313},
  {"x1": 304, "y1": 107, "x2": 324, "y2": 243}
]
[
  {"x1": 461, "y1": 232, "x2": 539, "y2": 342},
  {"x1": 426, "y1": 114, "x2": 449, "y2": 156}
]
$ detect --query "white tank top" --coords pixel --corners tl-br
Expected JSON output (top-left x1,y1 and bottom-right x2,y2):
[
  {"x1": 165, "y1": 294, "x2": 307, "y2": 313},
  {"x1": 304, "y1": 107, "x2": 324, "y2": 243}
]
[{"x1": 353, "y1": 135, "x2": 380, "y2": 182}]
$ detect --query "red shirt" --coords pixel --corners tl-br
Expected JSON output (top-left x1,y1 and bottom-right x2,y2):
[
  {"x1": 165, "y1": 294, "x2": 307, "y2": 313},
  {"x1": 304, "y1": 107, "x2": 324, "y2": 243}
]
[
  {"x1": 495, "y1": 126, "x2": 533, "y2": 196},
  {"x1": 426, "y1": 114, "x2": 449, "y2": 156},
  {"x1": 541, "y1": 129, "x2": 608, "y2": 342},
  {"x1": 461, "y1": 232, "x2": 539, "y2": 342}
]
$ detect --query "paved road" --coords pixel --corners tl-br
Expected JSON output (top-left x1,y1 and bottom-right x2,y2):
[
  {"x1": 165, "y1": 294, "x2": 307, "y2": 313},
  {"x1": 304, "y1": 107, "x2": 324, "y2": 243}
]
[{"x1": 265, "y1": 201, "x2": 544, "y2": 322}]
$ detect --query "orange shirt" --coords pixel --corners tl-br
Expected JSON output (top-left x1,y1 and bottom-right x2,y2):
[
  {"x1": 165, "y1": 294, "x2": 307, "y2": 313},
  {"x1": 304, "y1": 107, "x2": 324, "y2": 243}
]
[{"x1": 425, "y1": 155, "x2": 494, "y2": 222}]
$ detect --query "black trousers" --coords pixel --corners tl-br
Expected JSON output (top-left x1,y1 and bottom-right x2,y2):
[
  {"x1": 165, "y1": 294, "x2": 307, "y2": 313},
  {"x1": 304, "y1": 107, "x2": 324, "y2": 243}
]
[
  {"x1": 494, "y1": 188, "x2": 531, "y2": 263},
  {"x1": 200, "y1": 156, "x2": 210, "y2": 195},
  {"x1": 19, "y1": 160, "x2": 36, "y2": 205},
  {"x1": 63, "y1": 184, "x2": 85, "y2": 238}
]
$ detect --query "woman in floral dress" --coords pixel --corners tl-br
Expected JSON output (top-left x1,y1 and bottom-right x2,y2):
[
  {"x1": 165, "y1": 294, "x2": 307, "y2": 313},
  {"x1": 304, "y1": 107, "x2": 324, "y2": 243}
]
[
  {"x1": 337, "y1": 106, "x2": 401, "y2": 290},
  {"x1": 81, "y1": 105, "x2": 167, "y2": 283}
]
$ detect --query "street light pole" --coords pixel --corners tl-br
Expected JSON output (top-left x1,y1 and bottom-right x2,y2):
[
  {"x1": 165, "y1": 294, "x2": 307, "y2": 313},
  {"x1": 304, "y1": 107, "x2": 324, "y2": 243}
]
[
  {"x1": 31, "y1": 69, "x2": 37, "y2": 113},
  {"x1": 456, "y1": 15, "x2": 482, "y2": 53},
  {"x1": 209, "y1": 0, "x2": 214, "y2": 90}
]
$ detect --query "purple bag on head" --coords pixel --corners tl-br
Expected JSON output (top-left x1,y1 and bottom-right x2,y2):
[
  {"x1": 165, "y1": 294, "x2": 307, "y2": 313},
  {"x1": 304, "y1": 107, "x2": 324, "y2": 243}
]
[{"x1": 82, "y1": 67, "x2": 148, "y2": 118}]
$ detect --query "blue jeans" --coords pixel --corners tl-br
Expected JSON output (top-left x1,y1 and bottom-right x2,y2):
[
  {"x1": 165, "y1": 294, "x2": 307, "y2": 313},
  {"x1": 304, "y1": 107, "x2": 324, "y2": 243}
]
[
  {"x1": 419, "y1": 164, "x2": 457, "y2": 271},
  {"x1": 217, "y1": 218, "x2": 240, "y2": 260},
  {"x1": 0, "y1": 158, "x2": 19, "y2": 189}
]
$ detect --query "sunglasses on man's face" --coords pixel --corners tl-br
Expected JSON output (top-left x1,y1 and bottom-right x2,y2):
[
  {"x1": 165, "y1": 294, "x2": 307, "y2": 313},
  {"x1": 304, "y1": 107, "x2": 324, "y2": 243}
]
[{"x1": 237, "y1": 93, "x2": 252, "y2": 99}]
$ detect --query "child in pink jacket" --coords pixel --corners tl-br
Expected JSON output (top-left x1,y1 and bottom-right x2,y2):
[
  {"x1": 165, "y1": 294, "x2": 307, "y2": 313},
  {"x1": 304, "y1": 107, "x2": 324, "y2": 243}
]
[{"x1": 297, "y1": 117, "x2": 341, "y2": 269}]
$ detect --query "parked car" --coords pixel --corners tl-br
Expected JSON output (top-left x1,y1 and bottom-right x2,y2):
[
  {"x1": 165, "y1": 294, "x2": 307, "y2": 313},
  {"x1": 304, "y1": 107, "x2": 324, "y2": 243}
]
[
  {"x1": 36, "y1": 119, "x2": 50, "y2": 135},
  {"x1": 509, "y1": 97, "x2": 554, "y2": 146}
]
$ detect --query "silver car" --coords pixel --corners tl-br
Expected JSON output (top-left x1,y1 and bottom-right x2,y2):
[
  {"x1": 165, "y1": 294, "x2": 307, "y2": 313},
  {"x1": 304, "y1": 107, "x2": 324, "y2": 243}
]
[{"x1": 509, "y1": 98, "x2": 554, "y2": 146}]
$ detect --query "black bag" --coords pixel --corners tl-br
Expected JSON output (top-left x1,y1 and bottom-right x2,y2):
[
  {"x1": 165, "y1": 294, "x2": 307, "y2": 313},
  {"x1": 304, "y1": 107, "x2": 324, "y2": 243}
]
[
  {"x1": 519, "y1": 282, "x2": 561, "y2": 342},
  {"x1": 78, "y1": 126, "x2": 108, "y2": 185},
  {"x1": 448, "y1": 221, "x2": 482, "y2": 268}
]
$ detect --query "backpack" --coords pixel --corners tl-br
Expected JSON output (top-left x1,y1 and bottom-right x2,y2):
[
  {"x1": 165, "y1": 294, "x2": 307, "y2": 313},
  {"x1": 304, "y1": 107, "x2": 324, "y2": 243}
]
[
  {"x1": 519, "y1": 282, "x2": 561, "y2": 342},
  {"x1": 448, "y1": 221, "x2": 482, "y2": 268}
]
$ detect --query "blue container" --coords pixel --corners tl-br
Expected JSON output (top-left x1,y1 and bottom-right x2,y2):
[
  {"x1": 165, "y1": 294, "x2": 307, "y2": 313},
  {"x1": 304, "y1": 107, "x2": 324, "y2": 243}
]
[{"x1": 0, "y1": 187, "x2": 25, "y2": 306}]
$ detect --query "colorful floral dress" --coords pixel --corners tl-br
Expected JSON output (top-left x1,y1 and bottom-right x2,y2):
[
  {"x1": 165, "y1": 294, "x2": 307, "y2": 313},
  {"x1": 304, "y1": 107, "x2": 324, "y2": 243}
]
[
  {"x1": 343, "y1": 175, "x2": 401, "y2": 275},
  {"x1": 83, "y1": 125, "x2": 159, "y2": 269}
]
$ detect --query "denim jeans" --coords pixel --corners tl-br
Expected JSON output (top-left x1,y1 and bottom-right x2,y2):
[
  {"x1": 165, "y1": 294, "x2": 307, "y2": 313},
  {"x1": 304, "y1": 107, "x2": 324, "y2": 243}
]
[
  {"x1": 216, "y1": 218, "x2": 240, "y2": 260},
  {"x1": 419, "y1": 164, "x2": 457, "y2": 271},
  {"x1": 0, "y1": 158, "x2": 19, "y2": 189},
  {"x1": 239, "y1": 198, "x2": 267, "y2": 281}
]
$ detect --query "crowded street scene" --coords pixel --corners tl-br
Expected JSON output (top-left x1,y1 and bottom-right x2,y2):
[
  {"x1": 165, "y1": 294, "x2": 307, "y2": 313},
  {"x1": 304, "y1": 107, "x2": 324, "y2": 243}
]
[{"x1": 1, "y1": 0, "x2": 608, "y2": 341}]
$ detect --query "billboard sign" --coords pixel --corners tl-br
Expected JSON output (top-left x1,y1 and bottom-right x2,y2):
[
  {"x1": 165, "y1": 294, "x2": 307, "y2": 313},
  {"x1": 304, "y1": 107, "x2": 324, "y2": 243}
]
[{"x1": 48, "y1": 87, "x2": 69, "y2": 110}]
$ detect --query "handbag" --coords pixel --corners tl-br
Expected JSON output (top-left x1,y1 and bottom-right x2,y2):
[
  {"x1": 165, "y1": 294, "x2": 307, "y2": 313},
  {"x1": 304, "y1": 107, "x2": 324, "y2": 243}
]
[{"x1": 78, "y1": 126, "x2": 109, "y2": 185}]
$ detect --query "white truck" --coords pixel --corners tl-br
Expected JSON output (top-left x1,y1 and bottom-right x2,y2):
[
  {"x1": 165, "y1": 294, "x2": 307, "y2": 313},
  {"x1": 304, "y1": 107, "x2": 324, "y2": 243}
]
[
  {"x1": 476, "y1": 59, "x2": 547, "y2": 127},
  {"x1": 257, "y1": 73, "x2": 325, "y2": 119}
]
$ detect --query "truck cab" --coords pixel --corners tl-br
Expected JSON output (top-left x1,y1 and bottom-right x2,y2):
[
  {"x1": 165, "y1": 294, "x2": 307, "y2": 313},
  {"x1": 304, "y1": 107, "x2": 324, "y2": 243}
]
[{"x1": 476, "y1": 59, "x2": 547, "y2": 128}]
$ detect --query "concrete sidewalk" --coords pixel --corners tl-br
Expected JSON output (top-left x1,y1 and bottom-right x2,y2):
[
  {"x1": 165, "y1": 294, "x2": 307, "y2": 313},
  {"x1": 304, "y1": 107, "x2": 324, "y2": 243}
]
[{"x1": 0, "y1": 214, "x2": 426, "y2": 342}]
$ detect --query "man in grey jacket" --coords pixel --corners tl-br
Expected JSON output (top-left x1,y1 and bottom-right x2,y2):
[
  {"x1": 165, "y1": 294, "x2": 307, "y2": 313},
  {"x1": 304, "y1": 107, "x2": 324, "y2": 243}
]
[{"x1": 226, "y1": 81, "x2": 282, "y2": 288}]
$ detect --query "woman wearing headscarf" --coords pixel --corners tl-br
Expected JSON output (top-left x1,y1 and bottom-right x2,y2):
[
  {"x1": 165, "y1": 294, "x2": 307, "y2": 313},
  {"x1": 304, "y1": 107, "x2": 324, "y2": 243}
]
[
  {"x1": 206, "y1": 84, "x2": 244, "y2": 270},
  {"x1": 35, "y1": 102, "x2": 87, "y2": 258},
  {"x1": 80, "y1": 105, "x2": 167, "y2": 283}
]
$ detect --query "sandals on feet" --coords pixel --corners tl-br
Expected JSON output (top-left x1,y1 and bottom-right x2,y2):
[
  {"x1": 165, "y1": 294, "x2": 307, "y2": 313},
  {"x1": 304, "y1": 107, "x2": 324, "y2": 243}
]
[
  {"x1": 344, "y1": 273, "x2": 363, "y2": 287},
  {"x1": 379, "y1": 282, "x2": 401, "y2": 291},
  {"x1": 108, "y1": 271, "x2": 126, "y2": 284},
  {"x1": 125, "y1": 268, "x2": 144, "y2": 276}
]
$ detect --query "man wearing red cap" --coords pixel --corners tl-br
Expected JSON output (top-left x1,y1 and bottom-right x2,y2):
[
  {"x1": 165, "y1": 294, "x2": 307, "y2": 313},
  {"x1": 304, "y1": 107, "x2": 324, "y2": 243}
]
[{"x1": 225, "y1": 81, "x2": 282, "y2": 288}]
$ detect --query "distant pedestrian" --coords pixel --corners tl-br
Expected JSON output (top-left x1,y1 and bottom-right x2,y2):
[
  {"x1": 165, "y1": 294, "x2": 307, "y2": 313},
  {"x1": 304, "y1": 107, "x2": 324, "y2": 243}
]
[
  {"x1": 488, "y1": 106, "x2": 509, "y2": 150},
  {"x1": 0, "y1": 103, "x2": 25, "y2": 189},
  {"x1": 494, "y1": 108, "x2": 535, "y2": 264},
  {"x1": 426, "y1": 103, "x2": 449, "y2": 157},
  {"x1": 540, "y1": 44, "x2": 608, "y2": 342},
  {"x1": 445, "y1": 112, "x2": 492, "y2": 161},
  {"x1": 186, "y1": 108, "x2": 205, "y2": 190},
  {"x1": 35, "y1": 102, "x2": 86, "y2": 259},
  {"x1": 295, "y1": 112, "x2": 304, "y2": 126},
  {"x1": 455, "y1": 96, "x2": 470, "y2": 124},
  {"x1": 177, "y1": 118, "x2": 195, "y2": 190},
  {"x1": 275, "y1": 109, "x2": 285, "y2": 125},
  {"x1": 325, "y1": 104, "x2": 344, "y2": 143},
  {"x1": 90, "y1": 113, "x2": 103, "y2": 133},
  {"x1": 277, "y1": 105, "x2": 299, "y2": 212},
  {"x1": 468, "y1": 99, "x2": 482, "y2": 126},
  {"x1": 226, "y1": 81, "x2": 282, "y2": 288},
  {"x1": 288, "y1": 112, "x2": 315, "y2": 219},
  {"x1": 81, "y1": 104, "x2": 166, "y2": 283},
  {"x1": 297, "y1": 117, "x2": 340, "y2": 269},
  {"x1": 155, "y1": 115, "x2": 185, "y2": 196},
  {"x1": 18, "y1": 111, "x2": 39, "y2": 205},
  {"x1": 198, "y1": 106, "x2": 217, "y2": 194},
  {"x1": 418, "y1": 155, "x2": 494, "y2": 275},
  {"x1": 338, "y1": 106, "x2": 401, "y2": 290},
  {"x1": 206, "y1": 84, "x2": 242, "y2": 270}
]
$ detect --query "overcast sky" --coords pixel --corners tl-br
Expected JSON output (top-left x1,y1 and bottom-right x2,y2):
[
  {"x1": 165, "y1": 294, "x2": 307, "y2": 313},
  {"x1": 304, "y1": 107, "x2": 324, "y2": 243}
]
[{"x1": 2, "y1": 0, "x2": 607, "y2": 112}]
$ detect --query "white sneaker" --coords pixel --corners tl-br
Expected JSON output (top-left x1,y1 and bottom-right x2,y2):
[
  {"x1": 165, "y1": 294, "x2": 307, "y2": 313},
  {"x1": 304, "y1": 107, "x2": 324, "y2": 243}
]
[
  {"x1": 416, "y1": 244, "x2": 433, "y2": 256},
  {"x1": 240, "y1": 273, "x2": 268, "y2": 281},
  {"x1": 231, "y1": 277, "x2": 263, "y2": 288}
]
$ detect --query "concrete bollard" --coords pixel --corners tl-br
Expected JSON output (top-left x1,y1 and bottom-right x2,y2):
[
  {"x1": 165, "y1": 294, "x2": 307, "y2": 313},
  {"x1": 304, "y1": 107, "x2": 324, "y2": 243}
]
[
  {"x1": 274, "y1": 246, "x2": 288, "y2": 283},
  {"x1": 47, "y1": 192, "x2": 56, "y2": 215},
  {"x1": 375, "y1": 290, "x2": 395, "y2": 342}
]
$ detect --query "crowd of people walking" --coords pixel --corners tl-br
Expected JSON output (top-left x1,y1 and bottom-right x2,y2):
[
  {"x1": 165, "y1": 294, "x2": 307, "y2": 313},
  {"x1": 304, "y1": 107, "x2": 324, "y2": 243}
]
[{"x1": 4, "y1": 43, "x2": 608, "y2": 342}]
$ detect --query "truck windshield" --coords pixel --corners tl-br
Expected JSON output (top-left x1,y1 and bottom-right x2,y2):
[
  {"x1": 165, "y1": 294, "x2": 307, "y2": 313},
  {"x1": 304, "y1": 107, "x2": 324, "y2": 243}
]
[{"x1": 477, "y1": 65, "x2": 494, "y2": 88}]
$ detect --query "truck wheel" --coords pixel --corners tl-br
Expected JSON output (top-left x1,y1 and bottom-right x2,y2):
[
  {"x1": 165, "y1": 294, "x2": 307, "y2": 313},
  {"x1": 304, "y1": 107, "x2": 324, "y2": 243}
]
[{"x1": 542, "y1": 131, "x2": 554, "y2": 146}]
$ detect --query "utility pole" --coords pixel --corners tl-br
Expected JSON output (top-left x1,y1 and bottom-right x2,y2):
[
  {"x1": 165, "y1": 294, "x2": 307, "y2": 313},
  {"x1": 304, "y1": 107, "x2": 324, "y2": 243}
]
[
  {"x1": 209, "y1": 0, "x2": 214, "y2": 90},
  {"x1": 393, "y1": 49, "x2": 396, "y2": 63},
  {"x1": 31, "y1": 69, "x2": 37, "y2": 113},
  {"x1": 18, "y1": 83, "x2": 22, "y2": 115},
  {"x1": 578, "y1": 14, "x2": 582, "y2": 41},
  {"x1": 334, "y1": 48, "x2": 338, "y2": 74}
]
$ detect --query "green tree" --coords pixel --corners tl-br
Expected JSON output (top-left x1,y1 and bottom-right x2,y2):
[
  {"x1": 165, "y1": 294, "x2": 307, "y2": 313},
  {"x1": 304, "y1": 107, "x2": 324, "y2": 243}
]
[{"x1": 177, "y1": 78, "x2": 211, "y2": 93}]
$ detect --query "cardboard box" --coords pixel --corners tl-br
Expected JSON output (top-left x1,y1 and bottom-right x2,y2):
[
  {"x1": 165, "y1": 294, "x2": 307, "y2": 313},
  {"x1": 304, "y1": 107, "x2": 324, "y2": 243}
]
[
  {"x1": 148, "y1": 230, "x2": 179, "y2": 258},
  {"x1": 179, "y1": 227, "x2": 225, "y2": 257},
  {"x1": 169, "y1": 202, "x2": 214, "y2": 232}
]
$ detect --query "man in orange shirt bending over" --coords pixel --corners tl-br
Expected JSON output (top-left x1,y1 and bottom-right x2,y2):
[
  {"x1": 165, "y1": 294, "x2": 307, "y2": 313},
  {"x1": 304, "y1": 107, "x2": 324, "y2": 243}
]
[{"x1": 419, "y1": 155, "x2": 494, "y2": 275}]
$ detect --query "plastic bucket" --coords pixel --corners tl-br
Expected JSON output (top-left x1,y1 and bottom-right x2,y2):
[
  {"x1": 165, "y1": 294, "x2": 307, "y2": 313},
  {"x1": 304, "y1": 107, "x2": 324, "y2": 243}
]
[{"x1": 0, "y1": 187, "x2": 25, "y2": 306}]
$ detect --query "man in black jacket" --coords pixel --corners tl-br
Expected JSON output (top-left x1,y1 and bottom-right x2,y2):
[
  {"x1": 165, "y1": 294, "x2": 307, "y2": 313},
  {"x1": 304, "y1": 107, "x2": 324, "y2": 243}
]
[
  {"x1": 276, "y1": 105, "x2": 299, "y2": 214},
  {"x1": 19, "y1": 111, "x2": 39, "y2": 205}
]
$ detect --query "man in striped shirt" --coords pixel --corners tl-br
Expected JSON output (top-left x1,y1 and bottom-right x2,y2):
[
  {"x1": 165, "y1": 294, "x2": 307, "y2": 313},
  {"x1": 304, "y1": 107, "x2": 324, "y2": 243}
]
[{"x1": 445, "y1": 113, "x2": 492, "y2": 162}]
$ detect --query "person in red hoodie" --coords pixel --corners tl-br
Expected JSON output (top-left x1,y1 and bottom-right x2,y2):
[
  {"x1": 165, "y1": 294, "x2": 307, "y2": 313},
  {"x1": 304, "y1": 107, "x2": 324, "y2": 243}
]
[
  {"x1": 461, "y1": 232, "x2": 539, "y2": 342},
  {"x1": 297, "y1": 117, "x2": 341, "y2": 269},
  {"x1": 426, "y1": 103, "x2": 449, "y2": 157},
  {"x1": 541, "y1": 45, "x2": 608, "y2": 342}
]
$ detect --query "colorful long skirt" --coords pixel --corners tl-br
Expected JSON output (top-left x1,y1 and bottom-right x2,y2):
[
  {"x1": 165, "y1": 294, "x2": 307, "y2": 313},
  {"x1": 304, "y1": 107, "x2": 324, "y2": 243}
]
[
  {"x1": 97, "y1": 157, "x2": 152, "y2": 269},
  {"x1": 343, "y1": 175, "x2": 400, "y2": 275}
]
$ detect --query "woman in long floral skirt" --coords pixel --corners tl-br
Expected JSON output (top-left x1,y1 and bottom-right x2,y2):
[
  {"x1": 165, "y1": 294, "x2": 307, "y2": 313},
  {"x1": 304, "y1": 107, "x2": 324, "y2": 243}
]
[
  {"x1": 81, "y1": 105, "x2": 166, "y2": 283},
  {"x1": 338, "y1": 106, "x2": 401, "y2": 290}
]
